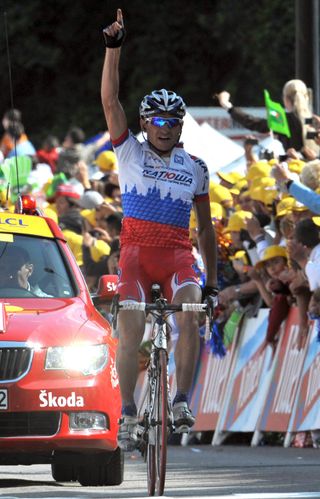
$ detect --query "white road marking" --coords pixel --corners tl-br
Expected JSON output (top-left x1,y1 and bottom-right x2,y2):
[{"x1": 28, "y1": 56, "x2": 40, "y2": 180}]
[{"x1": 1, "y1": 494, "x2": 320, "y2": 499}]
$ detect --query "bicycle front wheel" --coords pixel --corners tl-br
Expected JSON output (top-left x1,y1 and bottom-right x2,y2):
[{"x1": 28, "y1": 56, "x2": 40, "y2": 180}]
[{"x1": 155, "y1": 348, "x2": 168, "y2": 496}]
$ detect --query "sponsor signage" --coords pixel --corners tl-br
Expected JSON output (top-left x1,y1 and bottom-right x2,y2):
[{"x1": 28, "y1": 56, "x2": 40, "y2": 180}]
[
  {"x1": 39, "y1": 390, "x2": 84, "y2": 408},
  {"x1": 256, "y1": 307, "x2": 308, "y2": 432},
  {"x1": 287, "y1": 320, "x2": 320, "y2": 432},
  {"x1": 0, "y1": 213, "x2": 53, "y2": 238},
  {"x1": 215, "y1": 309, "x2": 273, "y2": 435}
]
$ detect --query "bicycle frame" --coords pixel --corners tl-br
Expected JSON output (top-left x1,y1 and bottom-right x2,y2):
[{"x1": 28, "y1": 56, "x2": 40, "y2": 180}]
[{"x1": 111, "y1": 292, "x2": 210, "y2": 496}]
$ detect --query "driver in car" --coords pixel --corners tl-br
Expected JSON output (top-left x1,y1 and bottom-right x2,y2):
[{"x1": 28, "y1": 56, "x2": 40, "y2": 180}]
[{"x1": 0, "y1": 246, "x2": 51, "y2": 297}]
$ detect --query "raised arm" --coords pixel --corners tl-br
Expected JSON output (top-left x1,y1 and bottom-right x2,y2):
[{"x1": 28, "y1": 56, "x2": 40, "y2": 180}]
[{"x1": 101, "y1": 8, "x2": 127, "y2": 140}]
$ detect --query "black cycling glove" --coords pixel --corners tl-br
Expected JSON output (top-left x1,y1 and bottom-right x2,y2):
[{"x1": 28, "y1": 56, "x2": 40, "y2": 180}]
[
  {"x1": 103, "y1": 26, "x2": 126, "y2": 48},
  {"x1": 202, "y1": 285, "x2": 219, "y2": 309}
]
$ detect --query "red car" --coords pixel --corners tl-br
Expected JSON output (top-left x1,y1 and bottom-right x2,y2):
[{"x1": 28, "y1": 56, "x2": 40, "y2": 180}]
[{"x1": 0, "y1": 199, "x2": 122, "y2": 486}]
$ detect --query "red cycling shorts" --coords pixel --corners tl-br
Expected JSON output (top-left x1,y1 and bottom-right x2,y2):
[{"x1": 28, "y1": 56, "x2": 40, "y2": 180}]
[{"x1": 117, "y1": 245, "x2": 200, "y2": 303}]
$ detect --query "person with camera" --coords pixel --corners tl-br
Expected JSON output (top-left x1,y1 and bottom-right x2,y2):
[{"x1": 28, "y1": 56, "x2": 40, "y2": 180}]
[
  {"x1": 216, "y1": 80, "x2": 319, "y2": 161},
  {"x1": 101, "y1": 8, "x2": 218, "y2": 451}
]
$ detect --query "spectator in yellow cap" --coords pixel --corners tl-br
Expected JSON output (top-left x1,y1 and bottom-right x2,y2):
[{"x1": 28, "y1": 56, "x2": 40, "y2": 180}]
[
  {"x1": 253, "y1": 245, "x2": 289, "y2": 303},
  {"x1": 216, "y1": 171, "x2": 244, "y2": 189},
  {"x1": 219, "y1": 210, "x2": 260, "y2": 306},
  {"x1": 237, "y1": 190, "x2": 252, "y2": 211},
  {"x1": 94, "y1": 150, "x2": 118, "y2": 173},
  {"x1": 209, "y1": 181, "x2": 233, "y2": 212},
  {"x1": 248, "y1": 245, "x2": 291, "y2": 351},
  {"x1": 274, "y1": 196, "x2": 296, "y2": 244},
  {"x1": 291, "y1": 199, "x2": 313, "y2": 224},
  {"x1": 246, "y1": 161, "x2": 272, "y2": 183}
]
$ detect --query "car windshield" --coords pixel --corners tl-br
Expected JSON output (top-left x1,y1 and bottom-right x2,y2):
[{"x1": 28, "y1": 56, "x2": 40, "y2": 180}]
[{"x1": 0, "y1": 235, "x2": 76, "y2": 298}]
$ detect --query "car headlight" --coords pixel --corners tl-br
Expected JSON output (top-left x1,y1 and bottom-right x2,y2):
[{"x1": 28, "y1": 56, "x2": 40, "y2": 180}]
[{"x1": 45, "y1": 344, "x2": 109, "y2": 375}]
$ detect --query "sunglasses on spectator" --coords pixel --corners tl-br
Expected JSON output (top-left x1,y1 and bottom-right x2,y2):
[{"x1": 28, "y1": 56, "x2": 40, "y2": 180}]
[{"x1": 145, "y1": 117, "x2": 183, "y2": 129}]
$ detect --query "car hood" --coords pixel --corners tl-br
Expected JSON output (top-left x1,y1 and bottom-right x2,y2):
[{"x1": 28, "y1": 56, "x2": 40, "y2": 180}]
[{"x1": 0, "y1": 298, "x2": 108, "y2": 347}]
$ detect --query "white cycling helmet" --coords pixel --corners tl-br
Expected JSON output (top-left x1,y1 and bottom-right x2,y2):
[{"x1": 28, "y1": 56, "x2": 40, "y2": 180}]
[{"x1": 139, "y1": 89, "x2": 186, "y2": 118}]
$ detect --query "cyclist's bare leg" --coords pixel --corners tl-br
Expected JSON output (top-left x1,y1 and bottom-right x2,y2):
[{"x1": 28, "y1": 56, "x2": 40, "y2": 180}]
[
  {"x1": 116, "y1": 309, "x2": 146, "y2": 409},
  {"x1": 173, "y1": 284, "x2": 202, "y2": 395}
]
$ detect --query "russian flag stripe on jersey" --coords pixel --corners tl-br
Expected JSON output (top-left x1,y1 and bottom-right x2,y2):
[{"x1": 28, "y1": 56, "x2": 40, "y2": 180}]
[{"x1": 120, "y1": 218, "x2": 191, "y2": 249}]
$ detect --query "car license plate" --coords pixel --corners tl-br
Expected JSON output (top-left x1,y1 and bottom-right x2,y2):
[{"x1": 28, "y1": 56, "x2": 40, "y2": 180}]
[{"x1": 0, "y1": 389, "x2": 8, "y2": 409}]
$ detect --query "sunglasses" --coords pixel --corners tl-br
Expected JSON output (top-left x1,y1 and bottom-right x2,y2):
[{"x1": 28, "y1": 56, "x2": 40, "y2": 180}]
[{"x1": 145, "y1": 117, "x2": 183, "y2": 129}]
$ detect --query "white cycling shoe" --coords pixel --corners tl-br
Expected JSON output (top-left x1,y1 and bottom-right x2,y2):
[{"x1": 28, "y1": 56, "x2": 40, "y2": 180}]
[
  {"x1": 118, "y1": 415, "x2": 142, "y2": 452},
  {"x1": 173, "y1": 401, "x2": 195, "y2": 433}
]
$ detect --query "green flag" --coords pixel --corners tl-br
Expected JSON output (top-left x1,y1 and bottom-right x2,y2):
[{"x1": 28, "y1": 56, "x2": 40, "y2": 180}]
[
  {"x1": 264, "y1": 89, "x2": 291, "y2": 138},
  {"x1": 0, "y1": 156, "x2": 32, "y2": 202}
]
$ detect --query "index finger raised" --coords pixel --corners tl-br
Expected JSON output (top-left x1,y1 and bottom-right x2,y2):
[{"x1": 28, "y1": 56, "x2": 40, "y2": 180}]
[{"x1": 117, "y1": 8, "x2": 124, "y2": 26}]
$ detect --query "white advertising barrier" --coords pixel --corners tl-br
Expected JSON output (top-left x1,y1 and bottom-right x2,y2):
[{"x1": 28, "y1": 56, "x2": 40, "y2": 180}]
[
  {"x1": 189, "y1": 329, "x2": 240, "y2": 433},
  {"x1": 284, "y1": 319, "x2": 320, "y2": 447},
  {"x1": 134, "y1": 305, "x2": 318, "y2": 447},
  {"x1": 251, "y1": 307, "x2": 310, "y2": 446},
  {"x1": 212, "y1": 309, "x2": 274, "y2": 445}
]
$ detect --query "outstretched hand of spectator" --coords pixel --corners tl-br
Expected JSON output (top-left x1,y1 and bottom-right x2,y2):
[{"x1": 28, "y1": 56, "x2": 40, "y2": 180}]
[
  {"x1": 215, "y1": 91, "x2": 232, "y2": 110},
  {"x1": 247, "y1": 267, "x2": 263, "y2": 283},
  {"x1": 301, "y1": 145, "x2": 318, "y2": 161},
  {"x1": 76, "y1": 160, "x2": 91, "y2": 189},
  {"x1": 271, "y1": 163, "x2": 290, "y2": 183},
  {"x1": 245, "y1": 215, "x2": 263, "y2": 240},
  {"x1": 288, "y1": 269, "x2": 309, "y2": 296},
  {"x1": 287, "y1": 239, "x2": 308, "y2": 268}
]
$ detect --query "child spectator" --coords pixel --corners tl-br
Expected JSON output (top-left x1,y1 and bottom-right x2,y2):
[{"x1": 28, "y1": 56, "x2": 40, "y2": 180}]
[{"x1": 249, "y1": 245, "x2": 291, "y2": 351}]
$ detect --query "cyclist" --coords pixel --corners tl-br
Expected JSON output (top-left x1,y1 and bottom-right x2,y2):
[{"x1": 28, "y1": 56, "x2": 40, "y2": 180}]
[{"x1": 101, "y1": 8, "x2": 218, "y2": 451}]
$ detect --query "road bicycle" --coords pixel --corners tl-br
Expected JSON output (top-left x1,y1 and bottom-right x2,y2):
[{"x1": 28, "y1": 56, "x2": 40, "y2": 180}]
[{"x1": 111, "y1": 284, "x2": 213, "y2": 496}]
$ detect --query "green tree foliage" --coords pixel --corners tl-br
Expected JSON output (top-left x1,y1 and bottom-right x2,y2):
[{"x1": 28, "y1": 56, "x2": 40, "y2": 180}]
[{"x1": 0, "y1": 0, "x2": 294, "y2": 146}]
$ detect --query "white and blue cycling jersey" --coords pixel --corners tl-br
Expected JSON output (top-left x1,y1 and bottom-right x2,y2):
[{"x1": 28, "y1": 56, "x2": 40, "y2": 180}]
[{"x1": 112, "y1": 129, "x2": 210, "y2": 249}]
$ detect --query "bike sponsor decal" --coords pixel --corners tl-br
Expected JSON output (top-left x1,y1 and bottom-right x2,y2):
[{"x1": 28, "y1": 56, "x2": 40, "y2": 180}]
[{"x1": 39, "y1": 390, "x2": 84, "y2": 408}]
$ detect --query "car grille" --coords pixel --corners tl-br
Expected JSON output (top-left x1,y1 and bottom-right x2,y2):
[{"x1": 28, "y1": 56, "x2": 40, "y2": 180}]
[
  {"x1": 0, "y1": 347, "x2": 32, "y2": 381},
  {"x1": 0, "y1": 412, "x2": 61, "y2": 437}
]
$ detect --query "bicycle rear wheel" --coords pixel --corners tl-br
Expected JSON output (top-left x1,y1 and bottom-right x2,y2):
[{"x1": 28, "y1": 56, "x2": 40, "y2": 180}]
[{"x1": 155, "y1": 348, "x2": 168, "y2": 496}]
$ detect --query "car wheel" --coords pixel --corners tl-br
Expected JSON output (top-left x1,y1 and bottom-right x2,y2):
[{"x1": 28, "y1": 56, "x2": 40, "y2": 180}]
[
  {"x1": 51, "y1": 463, "x2": 77, "y2": 482},
  {"x1": 104, "y1": 447, "x2": 124, "y2": 486},
  {"x1": 77, "y1": 448, "x2": 124, "y2": 486}
]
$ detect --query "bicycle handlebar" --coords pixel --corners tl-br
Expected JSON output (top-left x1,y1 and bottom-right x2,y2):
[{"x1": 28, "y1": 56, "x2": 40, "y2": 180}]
[{"x1": 118, "y1": 302, "x2": 208, "y2": 313}]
